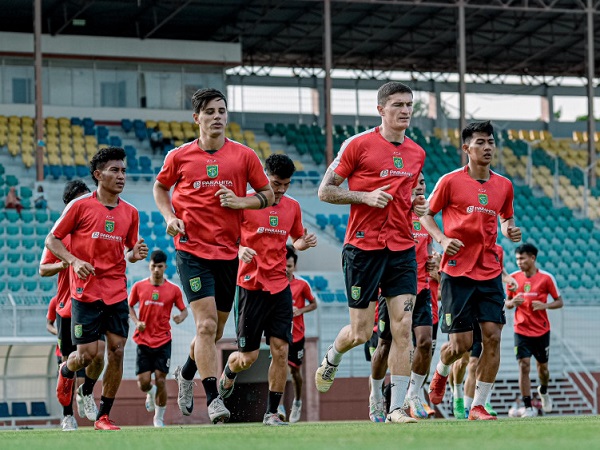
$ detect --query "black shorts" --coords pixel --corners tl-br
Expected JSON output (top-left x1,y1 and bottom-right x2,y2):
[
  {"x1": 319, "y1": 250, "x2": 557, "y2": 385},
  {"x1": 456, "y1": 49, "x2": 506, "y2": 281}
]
[
  {"x1": 136, "y1": 341, "x2": 172, "y2": 375},
  {"x1": 364, "y1": 331, "x2": 378, "y2": 362},
  {"x1": 235, "y1": 286, "x2": 293, "y2": 353},
  {"x1": 176, "y1": 250, "x2": 238, "y2": 312},
  {"x1": 378, "y1": 288, "x2": 432, "y2": 343},
  {"x1": 431, "y1": 321, "x2": 439, "y2": 354},
  {"x1": 71, "y1": 298, "x2": 129, "y2": 345},
  {"x1": 288, "y1": 338, "x2": 305, "y2": 368},
  {"x1": 56, "y1": 315, "x2": 77, "y2": 357},
  {"x1": 342, "y1": 244, "x2": 417, "y2": 309},
  {"x1": 515, "y1": 331, "x2": 550, "y2": 363},
  {"x1": 439, "y1": 273, "x2": 506, "y2": 334},
  {"x1": 470, "y1": 321, "x2": 483, "y2": 358}
]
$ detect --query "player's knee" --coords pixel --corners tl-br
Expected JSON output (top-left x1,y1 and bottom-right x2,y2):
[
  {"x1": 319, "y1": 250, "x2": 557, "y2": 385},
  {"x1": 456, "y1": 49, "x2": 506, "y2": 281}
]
[
  {"x1": 416, "y1": 336, "x2": 432, "y2": 354},
  {"x1": 155, "y1": 377, "x2": 166, "y2": 390},
  {"x1": 138, "y1": 379, "x2": 151, "y2": 392},
  {"x1": 196, "y1": 320, "x2": 217, "y2": 338},
  {"x1": 77, "y1": 351, "x2": 95, "y2": 367},
  {"x1": 518, "y1": 359, "x2": 530, "y2": 371},
  {"x1": 108, "y1": 344, "x2": 125, "y2": 361},
  {"x1": 239, "y1": 353, "x2": 257, "y2": 370}
]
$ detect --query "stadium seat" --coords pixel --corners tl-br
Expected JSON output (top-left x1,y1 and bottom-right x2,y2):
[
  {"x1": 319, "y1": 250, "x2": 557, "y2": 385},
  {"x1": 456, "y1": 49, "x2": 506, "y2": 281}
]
[
  {"x1": 315, "y1": 214, "x2": 328, "y2": 229},
  {"x1": 11, "y1": 402, "x2": 29, "y2": 417},
  {"x1": 8, "y1": 280, "x2": 21, "y2": 292},
  {"x1": 22, "y1": 266, "x2": 37, "y2": 277},
  {"x1": 21, "y1": 225, "x2": 34, "y2": 236},
  {"x1": 30, "y1": 401, "x2": 49, "y2": 417},
  {"x1": 139, "y1": 211, "x2": 150, "y2": 224},
  {"x1": 39, "y1": 279, "x2": 56, "y2": 292},
  {"x1": 34, "y1": 210, "x2": 49, "y2": 222},
  {"x1": 7, "y1": 266, "x2": 20, "y2": 278},
  {"x1": 23, "y1": 280, "x2": 37, "y2": 292},
  {"x1": 50, "y1": 210, "x2": 61, "y2": 221},
  {"x1": 22, "y1": 252, "x2": 37, "y2": 264},
  {"x1": 151, "y1": 211, "x2": 163, "y2": 225},
  {"x1": 0, "y1": 402, "x2": 9, "y2": 417},
  {"x1": 5, "y1": 209, "x2": 20, "y2": 223},
  {"x1": 328, "y1": 214, "x2": 341, "y2": 228}
]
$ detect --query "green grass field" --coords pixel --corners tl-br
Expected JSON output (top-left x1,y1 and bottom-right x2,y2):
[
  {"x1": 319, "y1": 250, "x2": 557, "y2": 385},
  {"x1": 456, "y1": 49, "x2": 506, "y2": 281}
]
[{"x1": 2, "y1": 416, "x2": 599, "y2": 450}]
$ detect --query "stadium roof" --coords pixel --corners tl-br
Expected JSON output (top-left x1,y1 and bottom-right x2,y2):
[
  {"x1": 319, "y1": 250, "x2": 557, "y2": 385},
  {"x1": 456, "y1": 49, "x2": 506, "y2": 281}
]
[{"x1": 3, "y1": 0, "x2": 600, "y2": 79}]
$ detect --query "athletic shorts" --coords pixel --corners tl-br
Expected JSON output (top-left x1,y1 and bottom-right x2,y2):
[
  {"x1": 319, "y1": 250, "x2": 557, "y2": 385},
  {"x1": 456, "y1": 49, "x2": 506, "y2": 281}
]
[
  {"x1": 135, "y1": 341, "x2": 172, "y2": 375},
  {"x1": 439, "y1": 273, "x2": 506, "y2": 334},
  {"x1": 235, "y1": 285, "x2": 293, "y2": 353},
  {"x1": 431, "y1": 321, "x2": 439, "y2": 355},
  {"x1": 71, "y1": 298, "x2": 129, "y2": 345},
  {"x1": 364, "y1": 331, "x2": 378, "y2": 362},
  {"x1": 288, "y1": 337, "x2": 305, "y2": 368},
  {"x1": 176, "y1": 250, "x2": 238, "y2": 312},
  {"x1": 470, "y1": 320, "x2": 483, "y2": 358},
  {"x1": 514, "y1": 331, "x2": 550, "y2": 363},
  {"x1": 378, "y1": 288, "x2": 432, "y2": 343},
  {"x1": 55, "y1": 315, "x2": 87, "y2": 377},
  {"x1": 342, "y1": 244, "x2": 417, "y2": 309}
]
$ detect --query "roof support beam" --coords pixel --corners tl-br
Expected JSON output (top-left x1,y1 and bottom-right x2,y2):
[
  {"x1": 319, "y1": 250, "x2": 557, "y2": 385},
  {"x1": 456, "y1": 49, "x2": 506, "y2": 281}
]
[{"x1": 143, "y1": 0, "x2": 193, "y2": 39}]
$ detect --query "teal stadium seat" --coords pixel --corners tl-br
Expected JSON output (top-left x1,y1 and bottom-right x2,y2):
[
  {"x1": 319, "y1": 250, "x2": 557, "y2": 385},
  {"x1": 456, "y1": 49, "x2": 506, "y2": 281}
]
[
  {"x1": 34, "y1": 210, "x2": 49, "y2": 222},
  {"x1": 8, "y1": 280, "x2": 22, "y2": 292},
  {"x1": 7, "y1": 252, "x2": 20, "y2": 263},
  {"x1": 20, "y1": 210, "x2": 34, "y2": 223},
  {"x1": 7, "y1": 267, "x2": 20, "y2": 278},
  {"x1": 5, "y1": 209, "x2": 20, "y2": 223},
  {"x1": 50, "y1": 210, "x2": 61, "y2": 222},
  {"x1": 22, "y1": 252, "x2": 37, "y2": 264},
  {"x1": 22, "y1": 266, "x2": 37, "y2": 277},
  {"x1": 39, "y1": 279, "x2": 56, "y2": 292},
  {"x1": 30, "y1": 401, "x2": 49, "y2": 417},
  {"x1": 21, "y1": 225, "x2": 34, "y2": 236},
  {"x1": 22, "y1": 280, "x2": 37, "y2": 292}
]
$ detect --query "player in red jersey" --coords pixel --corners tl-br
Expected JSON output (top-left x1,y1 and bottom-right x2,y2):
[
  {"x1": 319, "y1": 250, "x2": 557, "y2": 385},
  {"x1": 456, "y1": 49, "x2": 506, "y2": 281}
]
[
  {"x1": 218, "y1": 154, "x2": 317, "y2": 426},
  {"x1": 367, "y1": 173, "x2": 434, "y2": 422},
  {"x1": 129, "y1": 249, "x2": 188, "y2": 427},
  {"x1": 506, "y1": 243, "x2": 563, "y2": 417},
  {"x1": 154, "y1": 88, "x2": 274, "y2": 424},
  {"x1": 40, "y1": 180, "x2": 99, "y2": 431},
  {"x1": 450, "y1": 244, "x2": 517, "y2": 419},
  {"x1": 420, "y1": 121, "x2": 521, "y2": 421},
  {"x1": 47, "y1": 147, "x2": 148, "y2": 431},
  {"x1": 280, "y1": 245, "x2": 317, "y2": 423},
  {"x1": 315, "y1": 81, "x2": 427, "y2": 424}
]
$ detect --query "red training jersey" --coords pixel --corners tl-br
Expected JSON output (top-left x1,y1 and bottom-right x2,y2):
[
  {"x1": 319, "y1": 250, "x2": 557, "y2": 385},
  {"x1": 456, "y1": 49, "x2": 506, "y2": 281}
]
[
  {"x1": 290, "y1": 276, "x2": 316, "y2": 343},
  {"x1": 51, "y1": 191, "x2": 139, "y2": 305},
  {"x1": 46, "y1": 296, "x2": 58, "y2": 322},
  {"x1": 40, "y1": 235, "x2": 72, "y2": 318},
  {"x1": 238, "y1": 194, "x2": 304, "y2": 293},
  {"x1": 412, "y1": 212, "x2": 432, "y2": 293},
  {"x1": 129, "y1": 278, "x2": 186, "y2": 348},
  {"x1": 330, "y1": 127, "x2": 425, "y2": 251},
  {"x1": 508, "y1": 269, "x2": 560, "y2": 337},
  {"x1": 156, "y1": 139, "x2": 269, "y2": 260},
  {"x1": 427, "y1": 166, "x2": 514, "y2": 280}
]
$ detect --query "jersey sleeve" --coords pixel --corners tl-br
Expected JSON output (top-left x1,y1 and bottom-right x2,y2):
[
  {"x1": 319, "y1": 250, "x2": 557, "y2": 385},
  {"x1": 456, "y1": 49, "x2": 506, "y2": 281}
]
[
  {"x1": 290, "y1": 202, "x2": 305, "y2": 241},
  {"x1": 174, "y1": 285, "x2": 186, "y2": 311},
  {"x1": 499, "y1": 181, "x2": 515, "y2": 220},
  {"x1": 246, "y1": 151, "x2": 270, "y2": 191},
  {"x1": 546, "y1": 275, "x2": 561, "y2": 299},
  {"x1": 51, "y1": 201, "x2": 79, "y2": 240},
  {"x1": 128, "y1": 282, "x2": 140, "y2": 307},
  {"x1": 47, "y1": 297, "x2": 57, "y2": 321},
  {"x1": 331, "y1": 139, "x2": 358, "y2": 180},
  {"x1": 125, "y1": 209, "x2": 140, "y2": 251},
  {"x1": 302, "y1": 280, "x2": 316, "y2": 302},
  {"x1": 40, "y1": 247, "x2": 60, "y2": 265},
  {"x1": 156, "y1": 150, "x2": 179, "y2": 189},
  {"x1": 427, "y1": 175, "x2": 449, "y2": 215}
]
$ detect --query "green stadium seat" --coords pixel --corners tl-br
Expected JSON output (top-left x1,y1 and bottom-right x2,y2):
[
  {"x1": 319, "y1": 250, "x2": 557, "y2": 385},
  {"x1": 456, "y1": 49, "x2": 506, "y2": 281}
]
[
  {"x1": 20, "y1": 186, "x2": 33, "y2": 199},
  {"x1": 5, "y1": 175, "x2": 18, "y2": 187},
  {"x1": 5, "y1": 209, "x2": 20, "y2": 223},
  {"x1": 8, "y1": 280, "x2": 21, "y2": 292},
  {"x1": 22, "y1": 280, "x2": 37, "y2": 292},
  {"x1": 21, "y1": 225, "x2": 34, "y2": 236},
  {"x1": 264, "y1": 122, "x2": 276, "y2": 137},
  {"x1": 7, "y1": 267, "x2": 20, "y2": 277},
  {"x1": 22, "y1": 252, "x2": 37, "y2": 264},
  {"x1": 22, "y1": 266, "x2": 37, "y2": 277},
  {"x1": 0, "y1": 281, "x2": 5, "y2": 292},
  {"x1": 50, "y1": 210, "x2": 61, "y2": 222},
  {"x1": 22, "y1": 238, "x2": 36, "y2": 250},
  {"x1": 7, "y1": 252, "x2": 20, "y2": 263},
  {"x1": 39, "y1": 279, "x2": 55, "y2": 292},
  {"x1": 34, "y1": 210, "x2": 49, "y2": 222},
  {"x1": 20, "y1": 210, "x2": 34, "y2": 223},
  {"x1": 35, "y1": 225, "x2": 48, "y2": 236}
]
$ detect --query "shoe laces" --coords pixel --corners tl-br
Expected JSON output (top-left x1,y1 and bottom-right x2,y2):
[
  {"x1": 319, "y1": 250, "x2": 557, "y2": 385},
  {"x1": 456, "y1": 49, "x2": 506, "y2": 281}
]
[{"x1": 321, "y1": 364, "x2": 337, "y2": 380}]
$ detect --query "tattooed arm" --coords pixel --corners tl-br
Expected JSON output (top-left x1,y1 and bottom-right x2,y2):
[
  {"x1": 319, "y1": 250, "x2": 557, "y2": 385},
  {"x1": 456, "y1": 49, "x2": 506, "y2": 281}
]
[{"x1": 318, "y1": 169, "x2": 393, "y2": 208}]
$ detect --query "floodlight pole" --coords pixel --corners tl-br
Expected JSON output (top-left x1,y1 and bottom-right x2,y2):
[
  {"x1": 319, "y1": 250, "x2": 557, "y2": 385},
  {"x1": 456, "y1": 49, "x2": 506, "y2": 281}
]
[
  {"x1": 323, "y1": 0, "x2": 334, "y2": 166},
  {"x1": 458, "y1": 0, "x2": 467, "y2": 165},
  {"x1": 585, "y1": 0, "x2": 596, "y2": 188},
  {"x1": 34, "y1": 0, "x2": 44, "y2": 182}
]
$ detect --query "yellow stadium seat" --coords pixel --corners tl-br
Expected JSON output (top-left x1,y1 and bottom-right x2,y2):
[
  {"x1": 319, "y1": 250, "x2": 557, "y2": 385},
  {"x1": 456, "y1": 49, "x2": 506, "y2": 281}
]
[
  {"x1": 71, "y1": 125, "x2": 84, "y2": 136},
  {"x1": 21, "y1": 152, "x2": 34, "y2": 168},
  {"x1": 48, "y1": 153, "x2": 61, "y2": 165},
  {"x1": 8, "y1": 141, "x2": 20, "y2": 156},
  {"x1": 74, "y1": 154, "x2": 87, "y2": 166},
  {"x1": 84, "y1": 135, "x2": 97, "y2": 145},
  {"x1": 184, "y1": 129, "x2": 197, "y2": 140},
  {"x1": 294, "y1": 160, "x2": 304, "y2": 171},
  {"x1": 146, "y1": 120, "x2": 157, "y2": 129},
  {"x1": 0, "y1": 115, "x2": 7, "y2": 125},
  {"x1": 46, "y1": 143, "x2": 59, "y2": 156},
  {"x1": 21, "y1": 141, "x2": 34, "y2": 154},
  {"x1": 228, "y1": 122, "x2": 241, "y2": 133},
  {"x1": 61, "y1": 154, "x2": 74, "y2": 166},
  {"x1": 73, "y1": 144, "x2": 85, "y2": 157}
]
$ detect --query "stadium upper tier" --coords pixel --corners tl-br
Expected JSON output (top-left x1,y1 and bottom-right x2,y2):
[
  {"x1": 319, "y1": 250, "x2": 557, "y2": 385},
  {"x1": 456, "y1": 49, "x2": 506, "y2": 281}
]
[{"x1": 0, "y1": 116, "x2": 598, "y2": 303}]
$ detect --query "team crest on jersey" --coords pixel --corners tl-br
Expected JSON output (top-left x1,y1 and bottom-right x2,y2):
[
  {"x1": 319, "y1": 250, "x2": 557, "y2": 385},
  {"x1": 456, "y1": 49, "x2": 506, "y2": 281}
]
[
  {"x1": 269, "y1": 215, "x2": 279, "y2": 227},
  {"x1": 206, "y1": 165, "x2": 219, "y2": 178},
  {"x1": 524, "y1": 282, "x2": 531, "y2": 293},
  {"x1": 238, "y1": 337, "x2": 246, "y2": 348},
  {"x1": 379, "y1": 320, "x2": 385, "y2": 333},
  {"x1": 413, "y1": 221, "x2": 421, "y2": 231},
  {"x1": 445, "y1": 313, "x2": 452, "y2": 327},
  {"x1": 152, "y1": 292, "x2": 159, "y2": 301},
  {"x1": 105, "y1": 220, "x2": 115, "y2": 233},
  {"x1": 190, "y1": 277, "x2": 202, "y2": 292},
  {"x1": 74, "y1": 324, "x2": 83, "y2": 338},
  {"x1": 393, "y1": 156, "x2": 404, "y2": 169},
  {"x1": 478, "y1": 194, "x2": 488, "y2": 206},
  {"x1": 351, "y1": 286, "x2": 361, "y2": 300}
]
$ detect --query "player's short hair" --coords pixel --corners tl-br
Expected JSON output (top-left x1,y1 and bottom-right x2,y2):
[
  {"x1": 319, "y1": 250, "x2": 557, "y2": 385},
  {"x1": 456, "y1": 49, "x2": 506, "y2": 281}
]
[
  {"x1": 89, "y1": 146, "x2": 126, "y2": 186},
  {"x1": 286, "y1": 244, "x2": 298, "y2": 265},
  {"x1": 461, "y1": 120, "x2": 494, "y2": 144},
  {"x1": 62, "y1": 180, "x2": 90, "y2": 205},
  {"x1": 515, "y1": 243, "x2": 538, "y2": 258},
  {"x1": 150, "y1": 250, "x2": 167, "y2": 264},
  {"x1": 377, "y1": 81, "x2": 413, "y2": 106},
  {"x1": 191, "y1": 88, "x2": 227, "y2": 114},
  {"x1": 265, "y1": 154, "x2": 296, "y2": 179}
]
